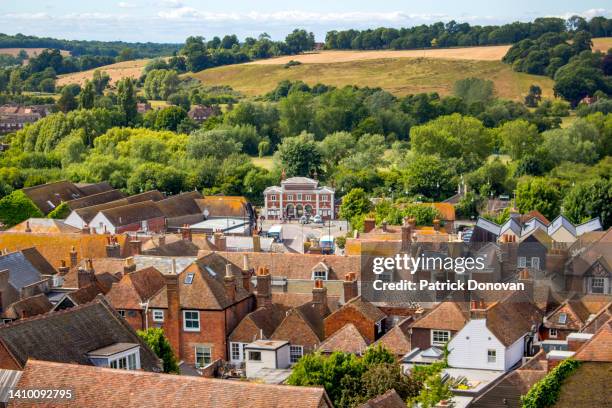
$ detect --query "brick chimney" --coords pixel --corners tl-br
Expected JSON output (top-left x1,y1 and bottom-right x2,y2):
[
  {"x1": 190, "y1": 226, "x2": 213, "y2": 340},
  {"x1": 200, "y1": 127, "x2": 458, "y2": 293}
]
[
  {"x1": 252, "y1": 235, "x2": 261, "y2": 252},
  {"x1": 343, "y1": 272, "x2": 358, "y2": 303},
  {"x1": 124, "y1": 257, "x2": 137, "y2": 274},
  {"x1": 381, "y1": 221, "x2": 388, "y2": 233},
  {"x1": 77, "y1": 259, "x2": 95, "y2": 288},
  {"x1": 256, "y1": 267, "x2": 272, "y2": 309},
  {"x1": 69, "y1": 246, "x2": 78, "y2": 268},
  {"x1": 25, "y1": 221, "x2": 31, "y2": 233},
  {"x1": 518, "y1": 268, "x2": 533, "y2": 299},
  {"x1": 470, "y1": 298, "x2": 487, "y2": 319},
  {"x1": 158, "y1": 234, "x2": 166, "y2": 247},
  {"x1": 408, "y1": 218, "x2": 417, "y2": 229},
  {"x1": 312, "y1": 279, "x2": 328, "y2": 315},
  {"x1": 433, "y1": 219, "x2": 440, "y2": 232},
  {"x1": 58, "y1": 260, "x2": 69, "y2": 275},
  {"x1": 82, "y1": 224, "x2": 90, "y2": 234},
  {"x1": 105, "y1": 235, "x2": 121, "y2": 258},
  {"x1": 363, "y1": 219, "x2": 375, "y2": 233},
  {"x1": 164, "y1": 273, "x2": 181, "y2": 358},
  {"x1": 401, "y1": 217, "x2": 412, "y2": 252},
  {"x1": 181, "y1": 225, "x2": 192, "y2": 242},
  {"x1": 214, "y1": 233, "x2": 227, "y2": 252},
  {"x1": 224, "y1": 264, "x2": 236, "y2": 302},
  {"x1": 242, "y1": 254, "x2": 252, "y2": 292},
  {"x1": 129, "y1": 239, "x2": 142, "y2": 256}
]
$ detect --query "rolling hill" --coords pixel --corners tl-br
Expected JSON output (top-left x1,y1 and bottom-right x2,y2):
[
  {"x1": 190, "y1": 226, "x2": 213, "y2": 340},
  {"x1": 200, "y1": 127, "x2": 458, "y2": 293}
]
[{"x1": 56, "y1": 59, "x2": 150, "y2": 87}]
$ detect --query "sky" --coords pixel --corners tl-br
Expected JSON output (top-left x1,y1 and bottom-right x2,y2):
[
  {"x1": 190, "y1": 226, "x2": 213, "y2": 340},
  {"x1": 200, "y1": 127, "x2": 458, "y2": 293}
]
[{"x1": 0, "y1": 1, "x2": 610, "y2": 43}]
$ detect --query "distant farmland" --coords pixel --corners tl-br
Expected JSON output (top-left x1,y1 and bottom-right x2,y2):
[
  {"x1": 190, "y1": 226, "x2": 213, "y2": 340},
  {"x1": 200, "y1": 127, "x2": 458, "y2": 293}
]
[
  {"x1": 57, "y1": 59, "x2": 150, "y2": 87},
  {"x1": 0, "y1": 48, "x2": 70, "y2": 58},
  {"x1": 191, "y1": 57, "x2": 555, "y2": 100}
]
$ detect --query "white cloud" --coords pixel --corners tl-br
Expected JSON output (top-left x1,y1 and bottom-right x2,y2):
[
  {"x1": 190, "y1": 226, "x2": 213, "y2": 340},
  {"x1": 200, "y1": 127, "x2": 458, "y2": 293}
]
[
  {"x1": 118, "y1": 2, "x2": 136, "y2": 8},
  {"x1": 158, "y1": 0, "x2": 184, "y2": 8},
  {"x1": 557, "y1": 8, "x2": 611, "y2": 19}
]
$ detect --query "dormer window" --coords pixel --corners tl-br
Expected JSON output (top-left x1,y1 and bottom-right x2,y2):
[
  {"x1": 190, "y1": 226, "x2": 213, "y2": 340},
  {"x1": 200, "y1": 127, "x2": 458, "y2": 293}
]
[
  {"x1": 184, "y1": 273, "x2": 195, "y2": 284},
  {"x1": 87, "y1": 343, "x2": 140, "y2": 371},
  {"x1": 558, "y1": 313, "x2": 567, "y2": 324}
]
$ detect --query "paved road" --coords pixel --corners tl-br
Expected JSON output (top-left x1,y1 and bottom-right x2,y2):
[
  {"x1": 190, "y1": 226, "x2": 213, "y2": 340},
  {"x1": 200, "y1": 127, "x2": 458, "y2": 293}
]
[{"x1": 262, "y1": 220, "x2": 349, "y2": 253}]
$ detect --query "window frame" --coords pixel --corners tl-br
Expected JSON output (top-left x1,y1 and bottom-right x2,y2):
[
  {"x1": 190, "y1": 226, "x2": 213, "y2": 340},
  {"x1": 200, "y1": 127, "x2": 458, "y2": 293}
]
[
  {"x1": 487, "y1": 349, "x2": 497, "y2": 363},
  {"x1": 117, "y1": 310, "x2": 126, "y2": 318},
  {"x1": 152, "y1": 309, "x2": 164, "y2": 322},
  {"x1": 183, "y1": 310, "x2": 200, "y2": 332},
  {"x1": 591, "y1": 277, "x2": 605, "y2": 294},
  {"x1": 312, "y1": 270, "x2": 328, "y2": 280},
  {"x1": 289, "y1": 345, "x2": 303, "y2": 364},
  {"x1": 195, "y1": 345, "x2": 212, "y2": 368},
  {"x1": 531, "y1": 257, "x2": 540, "y2": 270},
  {"x1": 248, "y1": 351, "x2": 262, "y2": 361},
  {"x1": 558, "y1": 313, "x2": 568, "y2": 325},
  {"x1": 517, "y1": 257, "x2": 527, "y2": 268},
  {"x1": 431, "y1": 330, "x2": 451, "y2": 346},
  {"x1": 549, "y1": 328, "x2": 558, "y2": 338}
]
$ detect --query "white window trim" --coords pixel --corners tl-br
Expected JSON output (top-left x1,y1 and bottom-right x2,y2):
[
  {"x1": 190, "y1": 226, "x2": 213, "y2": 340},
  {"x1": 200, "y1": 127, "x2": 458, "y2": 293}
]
[
  {"x1": 183, "y1": 310, "x2": 200, "y2": 332},
  {"x1": 230, "y1": 342, "x2": 247, "y2": 362},
  {"x1": 248, "y1": 351, "x2": 262, "y2": 361},
  {"x1": 106, "y1": 348, "x2": 141, "y2": 371},
  {"x1": 531, "y1": 257, "x2": 540, "y2": 270},
  {"x1": 549, "y1": 328, "x2": 558, "y2": 338},
  {"x1": 195, "y1": 345, "x2": 212, "y2": 368},
  {"x1": 311, "y1": 270, "x2": 328, "y2": 280},
  {"x1": 152, "y1": 309, "x2": 164, "y2": 322},
  {"x1": 431, "y1": 330, "x2": 451, "y2": 346},
  {"x1": 518, "y1": 257, "x2": 527, "y2": 268},
  {"x1": 487, "y1": 349, "x2": 497, "y2": 363},
  {"x1": 118, "y1": 310, "x2": 126, "y2": 318}
]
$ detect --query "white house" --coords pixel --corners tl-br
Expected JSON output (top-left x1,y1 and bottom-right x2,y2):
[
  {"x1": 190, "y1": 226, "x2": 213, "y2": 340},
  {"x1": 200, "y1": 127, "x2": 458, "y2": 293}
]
[
  {"x1": 448, "y1": 293, "x2": 542, "y2": 371},
  {"x1": 244, "y1": 340, "x2": 291, "y2": 379}
]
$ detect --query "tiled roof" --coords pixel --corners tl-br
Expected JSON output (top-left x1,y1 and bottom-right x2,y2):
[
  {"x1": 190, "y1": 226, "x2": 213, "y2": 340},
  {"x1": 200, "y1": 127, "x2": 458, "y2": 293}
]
[
  {"x1": 105, "y1": 267, "x2": 166, "y2": 310},
  {"x1": 230, "y1": 305, "x2": 290, "y2": 343},
  {"x1": 271, "y1": 292, "x2": 341, "y2": 311},
  {"x1": 573, "y1": 319, "x2": 612, "y2": 362},
  {"x1": 10, "y1": 360, "x2": 332, "y2": 408},
  {"x1": 0, "y1": 296, "x2": 160, "y2": 371},
  {"x1": 486, "y1": 291, "x2": 543, "y2": 347},
  {"x1": 338, "y1": 296, "x2": 386, "y2": 323},
  {"x1": 62, "y1": 258, "x2": 124, "y2": 288},
  {"x1": 98, "y1": 201, "x2": 164, "y2": 226},
  {"x1": 19, "y1": 247, "x2": 57, "y2": 276},
  {"x1": 553, "y1": 361, "x2": 612, "y2": 408},
  {"x1": 155, "y1": 191, "x2": 202, "y2": 218},
  {"x1": 214, "y1": 251, "x2": 361, "y2": 281},
  {"x1": 411, "y1": 302, "x2": 468, "y2": 331},
  {"x1": 177, "y1": 253, "x2": 252, "y2": 310},
  {"x1": 195, "y1": 196, "x2": 249, "y2": 218},
  {"x1": 65, "y1": 189, "x2": 125, "y2": 210},
  {"x1": 64, "y1": 284, "x2": 105, "y2": 305},
  {"x1": 581, "y1": 302, "x2": 612, "y2": 334},
  {"x1": 7, "y1": 218, "x2": 80, "y2": 234},
  {"x1": 22, "y1": 181, "x2": 85, "y2": 214},
  {"x1": 2, "y1": 294, "x2": 52, "y2": 319},
  {"x1": 358, "y1": 389, "x2": 406, "y2": 408},
  {"x1": 70, "y1": 190, "x2": 164, "y2": 224},
  {"x1": 0, "y1": 232, "x2": 129, "y2": 268},
  {"x1": 75, "y1": 182, "x2": 114, "y2": 196},
  {"x1": 134, "y1": 255, "x2": 196, "y2": 275},
  {"x1": 318, "y1": 323, "x2": 369, "y2": 354},
  {"x1": 0, "y1": 250, "x2": 43, "y2": 291},
  {"x1": 545, "y1": 300, "x2": 592, "y2": 330},
  {"x1": 373, "y1": 317, "x2": 412, "y2": 356}
]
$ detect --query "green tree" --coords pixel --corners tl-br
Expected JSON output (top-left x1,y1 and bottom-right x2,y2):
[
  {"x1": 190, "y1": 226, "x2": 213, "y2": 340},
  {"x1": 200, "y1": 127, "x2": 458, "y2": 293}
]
[
  {"x1": 524, "y1": 84, "x2": 542, "y2": 107},
  {"x1": 279, "y1": 91, "x2": 314, "y2": 137},
  {"x1": 563, "y1": 178, "x2": 612, "y2": 228},
  {"x1": 276, "y1": 132, "x2": 322, "y2": 177},
  {"x1": 116, "y1": 77, "x2": 138, "y2": 125},
  {"x1": 154, "y1": 106, "x2": 187, "y2": 132},
  {"x1": 8, "y1": 70, "x2": 22, "y2": 94},
  {"x1": 410, "y1": 113, "x2": 493, "y2": 170},
  {"x1": 47, "y1": 202, "x2": 70, "y2": 219},
  {"x1": 453, "y1": 77, "x2": 494, "y2": 106},
  {"x1": 79, "y1": 80, "x2": 95, "y2": 110},
  {"x1": 38, "y1": 78, "x2": 55, "y2": 93},
  {"x1": 516, "y1": 177, "x2": 565, "y2": 220},
  {"x1": 339, "y1": 188, "x2": 372, "y2": 227},
  {"x1": 0, "y1": 190, "x2": 43, "y2": 227},
  {"x1": 57, "y1": 87, "x2": 78, "y2": 113},
  {"x1": 402, "y1": 155, "x2": 456, "y2": 200},
  {"x1": 285, "y1": 29, "x2": 315, "y2": 54},
  {"x1": 498, "y1": 119, "x2": 542, "y2": 160},
  {"x1": 91, "y1": 69, "x2": 110, "y2": 95},
  {"x1": 137, "y1": 328, "x2": 179, "y2": 374}
]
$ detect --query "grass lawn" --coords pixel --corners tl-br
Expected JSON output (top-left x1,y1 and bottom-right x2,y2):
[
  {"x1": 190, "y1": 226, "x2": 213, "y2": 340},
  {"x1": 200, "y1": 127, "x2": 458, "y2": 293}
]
[{"x1": 251, "y1": 155, "x2": 275, "y2": 170}]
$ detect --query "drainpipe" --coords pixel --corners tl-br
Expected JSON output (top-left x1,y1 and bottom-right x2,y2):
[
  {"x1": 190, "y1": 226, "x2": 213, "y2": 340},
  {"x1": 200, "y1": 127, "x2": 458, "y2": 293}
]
[{"x1": 140, "y1": 300, "x2": 150, "y2": 330}]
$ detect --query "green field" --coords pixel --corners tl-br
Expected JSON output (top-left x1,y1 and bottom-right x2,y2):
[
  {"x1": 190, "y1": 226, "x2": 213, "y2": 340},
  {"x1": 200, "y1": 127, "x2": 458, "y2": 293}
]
[
  {"x1": 251, "y1": 156, "x2": 275, "y2": 170},
  {"x1": 191, "y1": 57, "x2": 555, "y2": 100}
]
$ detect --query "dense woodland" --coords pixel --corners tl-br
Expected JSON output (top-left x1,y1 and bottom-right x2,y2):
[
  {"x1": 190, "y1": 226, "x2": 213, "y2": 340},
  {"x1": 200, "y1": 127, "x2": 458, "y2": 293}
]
[{"x1": 0, "y1": 17, "x2": 610, "y2": 230}]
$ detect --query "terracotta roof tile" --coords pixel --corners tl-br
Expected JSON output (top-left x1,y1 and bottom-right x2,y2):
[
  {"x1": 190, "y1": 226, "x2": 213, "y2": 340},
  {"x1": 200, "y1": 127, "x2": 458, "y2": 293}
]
[
  {"x1": 0, "y1": 296, "x2": 160, "y2": 370},
  {"x1": 2, "y1": 294, "x2": 53, "y2": 319},
  {"x1": 230, "y1": 305, "x2": 290, "y2": 343},
  {"x1": 99, "y1": 201, "x2": 164, "y2": 226},
  {"x1": 373, "y1": 317, "x2": 413, "y2": 356},
  {"x1": 574, "y1": 319, "x2": 612, "y2": 362},
  {"x1": 358, "y1": 389, "x2": 406, "y2": 408},
  {"x1": 318, "y1": 323, "x2": 369, "y2": 354},
  {"x1": 22, "y1": 181, "x2": 85, "y2": 214},
  {"x1": 486, "y1": 291, "x2": 543, "y2": 347},
  {"x1": 65, "y1": 189, "x2": 125, "y2": 210},
  {"x1": 105, "y1": 267, "x2": 166, "y2": 310},
  {"x1": 155, "y1": 191, "x2": 202, "y2": 218},
  {"x1": 9, "y1": 360, "x2": 332, "y2": 408},
  {"x1": 62, "y1": 258, "x2": 124, "y2": 288},
  {"x1": 71, "y1": 190, "x2": 164, "y2": 224},
  {"x1": 411, "y1": 302, "x2": 468, "y2": 331},
  {"x1": 196, "y1": 196, "x2": 249, "y2": 218},
  {"x1": 7, "y1": 219, "x2": 80, "y2": 233}
]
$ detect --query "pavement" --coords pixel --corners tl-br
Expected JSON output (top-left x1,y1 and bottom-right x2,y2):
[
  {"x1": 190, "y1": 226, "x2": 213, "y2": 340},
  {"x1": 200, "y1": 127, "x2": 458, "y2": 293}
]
[{"x1": 261, "y1": 219, "x2": 349, "y2": 253}]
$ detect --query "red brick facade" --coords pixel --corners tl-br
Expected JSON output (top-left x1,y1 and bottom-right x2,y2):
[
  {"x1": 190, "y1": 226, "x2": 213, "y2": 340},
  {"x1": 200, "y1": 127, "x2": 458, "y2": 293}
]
[
  {"x1": 264, "y1": 177, "x2": 335, "y2": 220},
  {"x1": 324, "y1": 306, "x2": 378, "y2": 343}
]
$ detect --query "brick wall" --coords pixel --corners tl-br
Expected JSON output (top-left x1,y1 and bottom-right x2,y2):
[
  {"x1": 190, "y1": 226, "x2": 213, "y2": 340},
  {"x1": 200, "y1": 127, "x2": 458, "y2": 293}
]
[
  {"x1": 272, "y1": 311, "x2": 321, "y2": 353},
  {"x1": 325, "y1": 307, "x2": 376, "y2": 343}
]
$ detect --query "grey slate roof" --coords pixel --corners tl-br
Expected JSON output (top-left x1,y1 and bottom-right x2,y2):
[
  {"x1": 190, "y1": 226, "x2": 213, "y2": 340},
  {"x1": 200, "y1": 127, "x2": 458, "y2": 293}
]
[{"x1": 0, "y1": 251, "x2": 43, "y2": 291}]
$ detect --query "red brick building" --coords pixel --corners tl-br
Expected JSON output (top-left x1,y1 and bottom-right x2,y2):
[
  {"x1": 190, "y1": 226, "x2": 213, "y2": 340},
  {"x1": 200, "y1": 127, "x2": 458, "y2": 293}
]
[
  {"x1": 263, "y1": 177, "x2": 335, "y2": 220},
  {"x1": 105, "y1": 253, "x2": 255, "y2": 371},
  {"x1": 323, "y1": 296, "x2": 386, "y2": 343}
]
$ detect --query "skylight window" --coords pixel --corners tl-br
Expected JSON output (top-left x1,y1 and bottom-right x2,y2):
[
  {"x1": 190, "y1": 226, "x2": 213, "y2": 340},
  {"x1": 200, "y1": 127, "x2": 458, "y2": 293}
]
[
  {"x1": 184, "y1": 272, "x2": 195, "y2": 284},
  {"x1": 204, "y1": 266, "x2": 216, "y2": 277},
  {"x1": 558, "y1": 313, "x2": 567, "y2": 324}
]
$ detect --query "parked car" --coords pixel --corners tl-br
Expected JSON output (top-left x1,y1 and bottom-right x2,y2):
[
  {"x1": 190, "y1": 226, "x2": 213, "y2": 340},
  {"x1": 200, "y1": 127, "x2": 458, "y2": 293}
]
[
  {"x1": 312, "y1": 215, "x2": 323, "y2": 224},
  {"x1": 299, "y1": 215, "x2": 309, "y2": 224}
]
